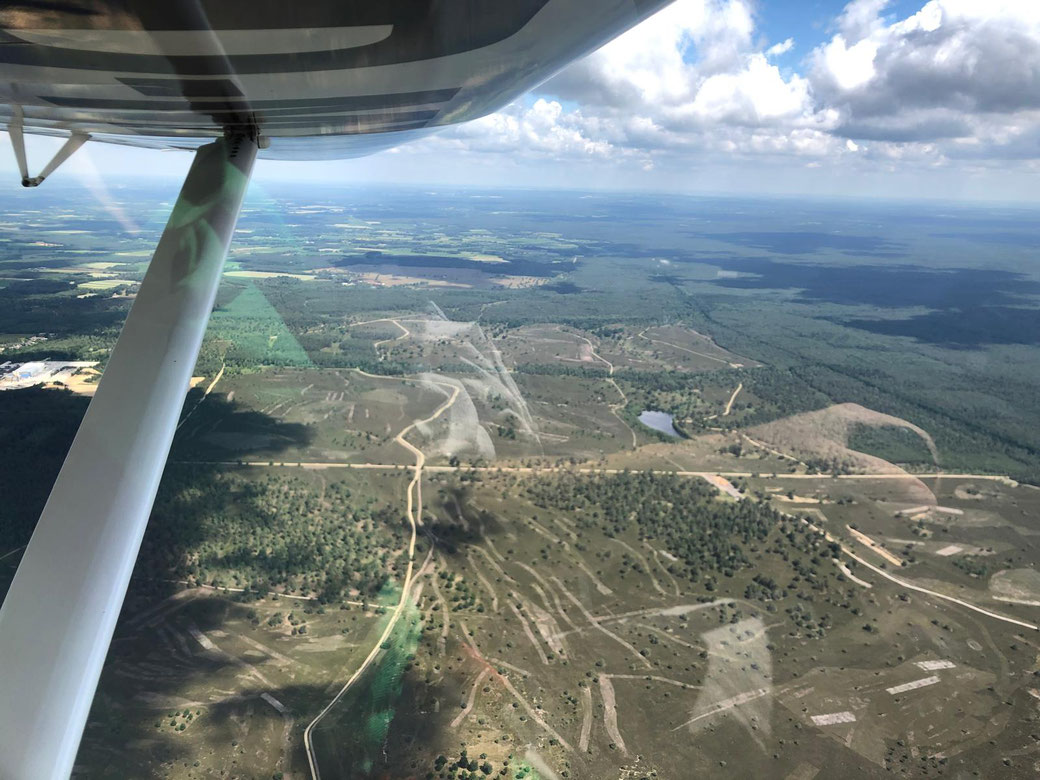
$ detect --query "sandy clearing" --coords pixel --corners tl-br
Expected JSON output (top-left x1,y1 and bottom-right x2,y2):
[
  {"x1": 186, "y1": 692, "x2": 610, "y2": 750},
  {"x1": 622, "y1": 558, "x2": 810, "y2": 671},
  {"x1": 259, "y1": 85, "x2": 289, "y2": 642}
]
[
  {"x1": 787, "y1": 762, "x2": 822, "y2": 780},
  {"x1": 703, "y1": 473, "x2": 743, "y2": 500},
  {"x1": 954, "y1": 484, "x2": 992, "y2": 500},
  {"x1": 599, "y1": 675, "x2": 627, "y2": 754},
  {"x1": 989, "y1": 568, "x2": 1040, "y2": 604},
  {"x1": 578, "y1": 685, "x2": 593, "y2": 752},
  {"x1": 847, "y1": 525, "x2": 904, "y2": 567}
]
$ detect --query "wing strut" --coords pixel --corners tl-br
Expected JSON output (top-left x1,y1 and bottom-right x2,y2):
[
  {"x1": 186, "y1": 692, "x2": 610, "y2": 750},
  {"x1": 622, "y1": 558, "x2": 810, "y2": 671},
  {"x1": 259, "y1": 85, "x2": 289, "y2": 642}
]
[
  {"x1": 0, "y1": 135, "x2": 257, "y2": 779},
  {"x1": 7, "y1": 106, "x2": 91, "y2": 187}
]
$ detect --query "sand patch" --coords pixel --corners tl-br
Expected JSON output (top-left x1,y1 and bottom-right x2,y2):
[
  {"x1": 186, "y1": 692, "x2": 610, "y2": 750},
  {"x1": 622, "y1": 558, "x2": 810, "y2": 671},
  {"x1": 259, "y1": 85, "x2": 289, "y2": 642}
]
[
  {"x1": 990, "y1": 568, "x2": 1040, "y2": 603},
  {"x1": 224, "y1": 270, "x2": 316, "y2": 281},
  {"x1": 78, "y1": 278, "x2": 135, "y2": 290},
  {"x1": 748, "y1": 403, "x2": 937, "y2": 503},
  {"x1": 355, "y1": 271, "x2": 470, "y2": 288},
  {"x1": 491, "y1": 275, "x2": 549, "y2": 289}
]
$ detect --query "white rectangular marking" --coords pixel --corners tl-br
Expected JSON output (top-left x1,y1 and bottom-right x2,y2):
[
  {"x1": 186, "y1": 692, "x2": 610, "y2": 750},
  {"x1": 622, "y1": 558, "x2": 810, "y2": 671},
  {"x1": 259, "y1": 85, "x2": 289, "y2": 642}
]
[
  {"x1": 811, "y1": 711, "x2": 856, "y2": 726},
  {"x1": 187, "y1": 624, "x2": 216, "y2": 651},
  {"x1": 887, "y1": 676, "x2": 940, "y2": 695},
  {"x1": 915, "y1": 660, "x2": 955, "y2": 671},
  {"x1": 260, "y1": 692, "x2": 288, "y2": 714},
  {"x1": 935, "y1": 545, "x2": 963, "y2": 557}
]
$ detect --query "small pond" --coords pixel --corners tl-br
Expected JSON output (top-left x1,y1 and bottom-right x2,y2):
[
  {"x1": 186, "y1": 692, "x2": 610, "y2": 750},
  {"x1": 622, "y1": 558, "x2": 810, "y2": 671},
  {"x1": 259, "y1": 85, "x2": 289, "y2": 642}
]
[{"x1": 638, "y1": 410, "x2": 681, "y2": 438}]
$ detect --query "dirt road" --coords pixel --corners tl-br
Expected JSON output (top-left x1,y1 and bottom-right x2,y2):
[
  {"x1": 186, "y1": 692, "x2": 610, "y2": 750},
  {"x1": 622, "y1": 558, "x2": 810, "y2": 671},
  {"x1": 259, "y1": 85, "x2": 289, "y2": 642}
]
[
  {"x1": 723, "y1": 382, "x2": 743, "y2": 416},
  {"x1": 303, "y1": 372, "x2": 460, "y2": 780},
  {"x1": 203, "y1": 460, "x2": 1016, "y2": 485},
  {"x1": 578, "y1": 332, "x2": 637, "y2": 449}
]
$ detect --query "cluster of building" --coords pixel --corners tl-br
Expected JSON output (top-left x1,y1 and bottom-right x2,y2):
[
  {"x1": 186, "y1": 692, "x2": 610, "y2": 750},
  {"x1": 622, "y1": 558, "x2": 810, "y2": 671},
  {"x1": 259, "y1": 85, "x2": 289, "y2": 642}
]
[
  {"x1": 0, "y1": 360, "x2": 98, "y2": 390},
  {"x1": 0, "y1": 334, "x2": 47, "y2": 354}
]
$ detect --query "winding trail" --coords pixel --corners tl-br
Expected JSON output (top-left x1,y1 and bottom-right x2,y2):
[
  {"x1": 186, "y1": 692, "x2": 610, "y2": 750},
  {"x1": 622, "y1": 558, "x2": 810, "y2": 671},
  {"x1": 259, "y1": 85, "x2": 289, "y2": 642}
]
[
  {"x1": 374, "y1": 319, "x2": 410, "y2": 356},
  {"x1": 350, "y1": 316, "x2": 412, "y2": 358},
  {"x1": 303, "y1": 371, "x2": 460, "y2": 780},
  {"x1": 578, "y1": 333, "x2": 637, "y2": 449},
  {"x1": 637, "y1": 328, "x2": 737, "y2": 367},
  {"x1": 722, "y1": 382, "x2": 743, "y2": 417}
]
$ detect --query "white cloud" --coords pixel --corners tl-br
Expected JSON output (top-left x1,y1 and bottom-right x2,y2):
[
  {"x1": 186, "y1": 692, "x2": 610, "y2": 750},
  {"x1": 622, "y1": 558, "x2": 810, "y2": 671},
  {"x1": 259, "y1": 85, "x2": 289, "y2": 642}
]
[
  {"x1": 498, "y1": 0, "x2": 824, "y2": 159},
  {"x1": 684, "y1": 53, "x2": 812, "y2": 125},
  {"x1": 766, "y1": 38, "x2": 794, "y2": 57},
  {"x1": 811, "y1": 0, "x2": 1040, "y2": 146},
  {"x1": 417, "y1": 0, "x2": 1040, "y2": 183},
  {"x1": 817, "y1": 35, "x2": 878, "y2": 91}
]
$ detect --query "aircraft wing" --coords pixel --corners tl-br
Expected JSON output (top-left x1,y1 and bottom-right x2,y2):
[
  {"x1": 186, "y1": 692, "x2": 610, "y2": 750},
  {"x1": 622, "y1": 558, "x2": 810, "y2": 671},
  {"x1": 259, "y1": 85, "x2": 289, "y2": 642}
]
[{"x1": 0, "y1": 0, "x2": 671, "y2": 159}]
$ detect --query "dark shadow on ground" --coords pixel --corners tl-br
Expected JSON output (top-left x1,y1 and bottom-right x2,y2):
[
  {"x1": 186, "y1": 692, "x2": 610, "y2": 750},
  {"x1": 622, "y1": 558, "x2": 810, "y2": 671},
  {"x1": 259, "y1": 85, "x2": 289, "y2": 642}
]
[
  {"x1": 706, "y1": 257, "x2": 1040, "y2": 311},
  {"x1": 698, "y1": 230, "x2": 905, "y2": 257},
  {"x1": 846, "y1": 306, "x2": 1040, "y2": 347},
  {"x1": 170, "y1": 389, "x2": 314, "y2": 462},
  {"x1": 0, "y1": 388, "x2": 90, "y2": 594}
]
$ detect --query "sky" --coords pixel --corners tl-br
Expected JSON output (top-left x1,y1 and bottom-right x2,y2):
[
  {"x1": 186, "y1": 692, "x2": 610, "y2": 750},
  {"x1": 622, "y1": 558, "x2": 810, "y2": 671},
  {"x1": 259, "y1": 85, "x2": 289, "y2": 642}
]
[{"x1": 4, "y1": 0, "x2": 1040, "y2": 203}]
